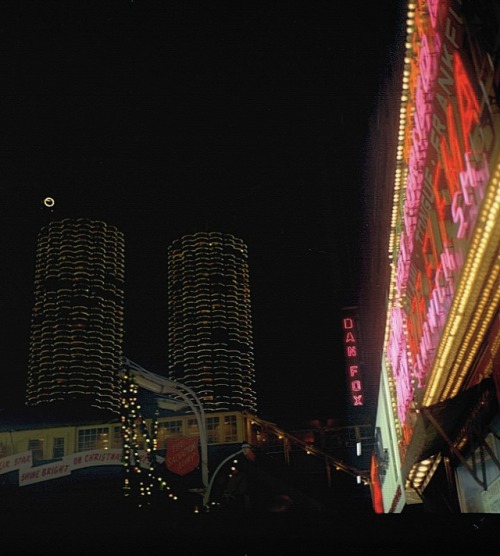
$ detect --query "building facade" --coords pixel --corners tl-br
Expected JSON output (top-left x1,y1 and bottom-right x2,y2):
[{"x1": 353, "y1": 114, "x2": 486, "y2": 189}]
[
  {"x1": 370, "y1": 0, "x2": 500, "y2": 512},
  {"x1": 26, "y1": 218, "x2": 125, "y2": 413},
  {"x1": 167, "y1": 232, "x2": 257, "y2": 413}
]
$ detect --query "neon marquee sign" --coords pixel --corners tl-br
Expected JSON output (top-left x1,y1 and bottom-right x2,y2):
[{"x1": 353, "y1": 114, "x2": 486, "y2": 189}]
[{"x1": 386, "y1": 0, "x2": 493, "y2": 428}]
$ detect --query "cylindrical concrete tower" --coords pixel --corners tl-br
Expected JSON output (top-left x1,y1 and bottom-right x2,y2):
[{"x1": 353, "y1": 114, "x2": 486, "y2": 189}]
[
  {"x1": 167, "y1": 232, "x2": 257, "y2": 413},
  {"x1": 26, "y1": 218, "x2": 125, "y2": 413}
]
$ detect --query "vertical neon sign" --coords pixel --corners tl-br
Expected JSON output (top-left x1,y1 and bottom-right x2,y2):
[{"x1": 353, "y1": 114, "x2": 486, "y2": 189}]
[{"x1": 342, "y1": 309, "x2": 364, "y2": 407}]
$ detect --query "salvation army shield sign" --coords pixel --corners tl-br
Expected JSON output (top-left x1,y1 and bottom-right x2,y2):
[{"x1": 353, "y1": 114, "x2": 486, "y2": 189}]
[{"x1": 166, "y1": 436, "x2": 200, "y2": 476}]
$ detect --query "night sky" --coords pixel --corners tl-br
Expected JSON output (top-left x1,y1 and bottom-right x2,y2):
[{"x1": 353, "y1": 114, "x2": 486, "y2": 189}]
[{"x1": 1, "y1": 1, "x2": 405, "y2": 424}]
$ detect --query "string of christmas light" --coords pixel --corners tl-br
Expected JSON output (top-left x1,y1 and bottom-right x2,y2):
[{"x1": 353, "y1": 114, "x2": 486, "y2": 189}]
[
  {"x1": 120, "y1": 369, "x2": 135, "y2": 497},
  {"x1": 120, "y1": 371, "x2": 180, "y2": 507}
]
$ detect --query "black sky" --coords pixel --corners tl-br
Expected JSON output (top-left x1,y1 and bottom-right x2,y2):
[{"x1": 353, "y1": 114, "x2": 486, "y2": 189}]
[{"x1": 0, "y1": 1, "x2": 405, "y2": 423}]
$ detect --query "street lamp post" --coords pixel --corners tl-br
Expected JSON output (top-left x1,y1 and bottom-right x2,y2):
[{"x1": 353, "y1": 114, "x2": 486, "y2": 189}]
[
  {"x1": 203, "y1": 442, "x2": 254, "y2": 509},
  {"x1": 203, "y1": 448, "x2": 243, "y2": 509}
]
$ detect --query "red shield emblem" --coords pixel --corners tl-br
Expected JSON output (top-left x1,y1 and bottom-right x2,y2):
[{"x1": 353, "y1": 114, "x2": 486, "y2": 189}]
[{"x1": 166, "y1": 436, "x2": 200, "y2": 476}]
